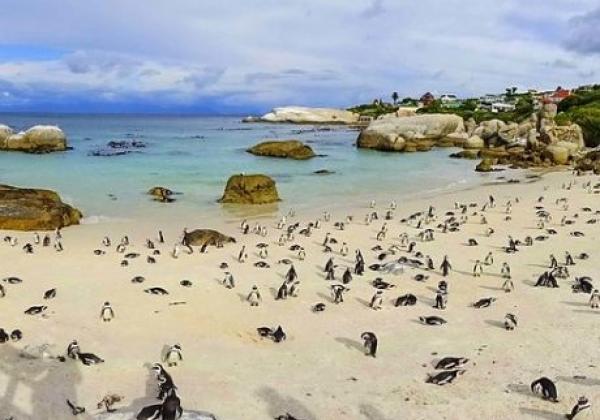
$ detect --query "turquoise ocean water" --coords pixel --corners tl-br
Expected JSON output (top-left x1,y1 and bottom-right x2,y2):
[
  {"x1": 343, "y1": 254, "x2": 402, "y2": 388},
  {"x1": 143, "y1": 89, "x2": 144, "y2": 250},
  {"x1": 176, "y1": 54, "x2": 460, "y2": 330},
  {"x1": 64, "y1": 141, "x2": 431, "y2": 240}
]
[{"x1": 0, "y1": 114, "x2": 483, "y2": 223}]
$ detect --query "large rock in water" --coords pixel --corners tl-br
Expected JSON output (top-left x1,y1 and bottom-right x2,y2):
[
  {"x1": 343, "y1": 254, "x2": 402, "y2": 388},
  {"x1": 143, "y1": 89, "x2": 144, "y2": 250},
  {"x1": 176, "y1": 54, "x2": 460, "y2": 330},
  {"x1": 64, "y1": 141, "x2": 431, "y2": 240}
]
[
  {"x1": 219, "y1": 174, "x2": 280, "y2": 204},
  {"x1": 247, "y1": 140, "x2": 315, "y2": 160},
  {"x1": 0, "y1": 185, "x2": 82, "y2": 230},
  {"x1": 356, "y1": 114, "x2": 465, "y2": 152},
  {"x1": 248, "y1": 106, "x2": 359, "y2": 124},
  {"x1": 184, "y1": 229, "x2": 236, "y2": 247},
  {"x1": 0, "y1": 125, "x2": 68, "y2": 153}
]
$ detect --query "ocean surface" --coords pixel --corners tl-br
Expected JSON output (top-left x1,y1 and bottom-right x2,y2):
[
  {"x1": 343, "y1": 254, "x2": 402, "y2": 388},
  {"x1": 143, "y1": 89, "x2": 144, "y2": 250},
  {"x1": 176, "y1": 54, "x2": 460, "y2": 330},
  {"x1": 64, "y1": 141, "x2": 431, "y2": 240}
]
[{"x1": 0, "y1": 114, "x2": 485, "y2": 224}]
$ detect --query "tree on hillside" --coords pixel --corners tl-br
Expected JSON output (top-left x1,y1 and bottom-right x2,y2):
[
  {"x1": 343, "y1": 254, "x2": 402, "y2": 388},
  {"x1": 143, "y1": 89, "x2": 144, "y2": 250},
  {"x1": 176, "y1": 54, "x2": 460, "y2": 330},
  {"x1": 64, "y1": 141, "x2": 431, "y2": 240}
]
[{"x1": 392, "y1": 92, "x2": 399, "y2": 105}]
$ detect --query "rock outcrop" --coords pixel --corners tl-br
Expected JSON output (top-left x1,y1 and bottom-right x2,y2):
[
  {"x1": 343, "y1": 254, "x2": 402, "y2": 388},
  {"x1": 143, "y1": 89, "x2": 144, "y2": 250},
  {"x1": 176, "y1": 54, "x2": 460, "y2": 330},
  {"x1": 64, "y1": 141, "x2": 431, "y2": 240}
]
[
  {"x1": 183, "y1": 229, "x2": 236, "y2": 247},
  {"x1": 247, "y1": 140, "x2": 315, "y2": 160},
  {"x1": 245, "y1": 107, "x2": 359, "y2": 124},
  {"x1": 463, "y1": 135, "x2": 484, "y2": 149},
  {"x1": 0, "y1": 185, "x2": 82, "y2": 231},
  {"x1": 356, "y1": 114, "x2": 465, "y2": 152},
  {"x1": 218, "y1": 174, "x2": 280, "y2": 204},
  {"x1": 0, "y1": 125, "x2": 68, "y2": 153},
  {"x1": 575, "y1": 149, "x2": 600, "y2": 174},
  {"x1": 148, "y1": 187, "x2": 177, "y2": 203}
]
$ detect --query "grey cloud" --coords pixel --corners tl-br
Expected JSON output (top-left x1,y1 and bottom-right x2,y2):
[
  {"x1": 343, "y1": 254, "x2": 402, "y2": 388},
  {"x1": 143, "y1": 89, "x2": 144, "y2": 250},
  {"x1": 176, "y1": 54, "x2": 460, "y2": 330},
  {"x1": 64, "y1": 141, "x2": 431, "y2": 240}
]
[
  {"x1": 564, "y1": 7, "x2": 600, "y2": 54},
  {"x1": 360, "y1": 0, "x2": 385, "y2": 19}
]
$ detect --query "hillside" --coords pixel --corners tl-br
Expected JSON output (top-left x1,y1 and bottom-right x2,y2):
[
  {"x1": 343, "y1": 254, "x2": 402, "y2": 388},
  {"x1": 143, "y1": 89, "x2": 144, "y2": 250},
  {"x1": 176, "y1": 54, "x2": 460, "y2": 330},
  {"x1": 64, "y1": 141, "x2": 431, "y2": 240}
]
[{"x1": 556, "y1": 85, "x2": 600, "y2": 147}]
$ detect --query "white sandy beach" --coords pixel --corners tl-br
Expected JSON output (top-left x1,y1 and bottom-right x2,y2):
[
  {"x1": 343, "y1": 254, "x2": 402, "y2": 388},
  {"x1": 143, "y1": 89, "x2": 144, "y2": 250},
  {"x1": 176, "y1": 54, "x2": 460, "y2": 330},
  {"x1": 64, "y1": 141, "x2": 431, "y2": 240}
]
[{"x1": 1, "y1": 170, "x2": 599, "y2": 420}]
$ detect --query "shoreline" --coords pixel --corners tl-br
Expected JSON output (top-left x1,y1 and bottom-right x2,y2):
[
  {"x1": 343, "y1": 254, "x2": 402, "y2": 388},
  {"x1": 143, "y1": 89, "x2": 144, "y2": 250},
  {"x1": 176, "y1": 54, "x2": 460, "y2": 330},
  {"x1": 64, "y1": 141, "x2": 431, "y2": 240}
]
[{"x1": 1, "y1": 168, "x2": 599, "y2": 420}]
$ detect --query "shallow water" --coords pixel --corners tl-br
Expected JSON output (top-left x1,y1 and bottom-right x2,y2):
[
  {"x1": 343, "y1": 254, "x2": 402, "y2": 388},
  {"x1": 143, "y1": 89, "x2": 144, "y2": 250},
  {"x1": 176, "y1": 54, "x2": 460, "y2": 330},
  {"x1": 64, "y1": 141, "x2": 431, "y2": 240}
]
[{"x1": 0, "y1": 114, "x2": 483, "y2": 223}]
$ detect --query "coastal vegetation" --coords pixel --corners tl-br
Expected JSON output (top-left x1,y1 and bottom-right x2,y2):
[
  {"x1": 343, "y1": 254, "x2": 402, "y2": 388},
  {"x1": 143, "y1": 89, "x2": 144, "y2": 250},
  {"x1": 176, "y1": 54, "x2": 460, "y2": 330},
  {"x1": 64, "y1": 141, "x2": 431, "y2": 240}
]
[{"x1": 556, "y1": 85, "x2": 600, "y2": 147}]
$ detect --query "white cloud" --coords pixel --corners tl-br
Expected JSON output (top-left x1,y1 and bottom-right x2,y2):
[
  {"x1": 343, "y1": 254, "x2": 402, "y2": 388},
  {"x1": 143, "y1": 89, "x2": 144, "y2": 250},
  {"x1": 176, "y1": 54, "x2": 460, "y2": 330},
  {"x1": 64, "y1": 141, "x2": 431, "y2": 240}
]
[{"x1": 0, "y1": 0, "x2": 598, "y2": 111}]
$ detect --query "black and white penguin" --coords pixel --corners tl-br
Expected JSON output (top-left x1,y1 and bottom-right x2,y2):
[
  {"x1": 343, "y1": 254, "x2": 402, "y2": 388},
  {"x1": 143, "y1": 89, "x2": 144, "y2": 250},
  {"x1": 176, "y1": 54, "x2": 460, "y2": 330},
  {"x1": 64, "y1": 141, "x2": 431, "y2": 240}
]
[
  {"x1": 426, "y1": 369, "x2": 465, "y2": 385},
  {"x1": 160, "y1": 388, "x2": 183, "y2": 420},
  {"x1": 473, "y1": 297, "x2": 496, "y2": 308},
  {"x1": 152, "y1": 363, "x2": 177, "y2": 400},
  {"x1": 394, "y1": 294, "x2": 417, "y2": 306},
  {"x1": 10, "y1": 329, "x2": 22, "y2": 341},
  {"x1": 419, "y1": 316, "x2": 447, "y2": 326},
  {"x1": 136, "y1": 404, "x2": 162, "y2": 420},
  {"x1": 312, "y1": 303, "x2": 326, "y2": 312},
  {"x1": 0, "y1": 284, "x2": 5, "y2": 298},
  {"x1": 67, "y1": 340, "x2": 80, "y2": 359},
  {"x1": 164, "y1": 344, "x2": 183, "y2": 367},
  {"x1": 361, "y1": 332, "x2": 378, "y2": 357},
  {"x1": 100, "y1": 302, "x2": 115, "y2": 322},
  {"x1": 145, "y1": 287, "x2": 169, "y2": 295},
  {"x1": 435, "y1": 357, "x2": 469, "y2": 370},
  {"x1": 24, "y1": 305, "x2": 47, "y2": 315},
  {"x1": 566, "y1": 396, "x2": 591, "y2": 419},
  {"x1": 272, "y1": 326, "x2": 287, "y2": 343},
  {"x1": 0, "y1": 328, "x2": 8, "y2": 343},
  {"x1": 3, "y1": 276, "x2": 23, "y2": 284},
  {"x1": 504, "y1": 313, "x2": 518, "y2": 330},
  {"x1": 78, "y1": 352, "x2": 105, "y2": 366},
  {"x1": 531, "y1": 377, "x2": 558, "y2": 402},
  {"x1": 43, "y1": 288, "x2": 57, "y2": 300}
]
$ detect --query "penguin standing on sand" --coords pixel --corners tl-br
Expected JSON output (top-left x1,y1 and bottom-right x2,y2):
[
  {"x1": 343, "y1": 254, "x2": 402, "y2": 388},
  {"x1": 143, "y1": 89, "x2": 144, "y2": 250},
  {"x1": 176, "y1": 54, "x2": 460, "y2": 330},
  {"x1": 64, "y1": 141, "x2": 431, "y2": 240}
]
[
  {"x1": 566, "y1": 396, "x2": 591, "y2": 419},
  {"x1": 504, "y1": 313, "x2": 518, "y2": 330},
  {"x1": 440, "y1": 256, "x2": 452, "y2": 277},
  {"x1": 247, "y1": 286, "x2": 262, "y2": 306},
  {"x1": 223, "y1": 272, "x2": 235, "y2": 289},
  {"x1": 67, "y1": 340, "x2": 80, "y2": 359},
  {"x1": 370, "y1": 290, "x2": 383, "y2": 310},
  {"x1": 590, "y1": 290, "x2": 600, "y2": 309},
  {"x1": 163, "y1": 344, "x2": 183, "y2": 367},
  {"x1": 275, "y1": 282, "x2": 288, "y2": 300},
  {"x1": 238, "y1": 246, "x2": 247, "y2": 263},
  {"x1": 100, "y1": 302, "x2": 115, "y2": 322},
  {"x1": 361, "y1": 332, "x2": 378, "y2": 357}
]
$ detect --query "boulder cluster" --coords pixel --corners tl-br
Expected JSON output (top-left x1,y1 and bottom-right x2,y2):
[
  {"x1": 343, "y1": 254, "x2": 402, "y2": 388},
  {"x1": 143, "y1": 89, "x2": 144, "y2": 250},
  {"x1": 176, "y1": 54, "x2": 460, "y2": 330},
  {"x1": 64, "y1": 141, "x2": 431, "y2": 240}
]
[
  {"x1": 356, "y1": 103, "x2": 587, "y2": 172},
  {"x1": 0, "y1": 185, "x2": 82, "y2": 231},
  {"x1": 0, "y1": 125, "x2": 68, "y2": 153}
]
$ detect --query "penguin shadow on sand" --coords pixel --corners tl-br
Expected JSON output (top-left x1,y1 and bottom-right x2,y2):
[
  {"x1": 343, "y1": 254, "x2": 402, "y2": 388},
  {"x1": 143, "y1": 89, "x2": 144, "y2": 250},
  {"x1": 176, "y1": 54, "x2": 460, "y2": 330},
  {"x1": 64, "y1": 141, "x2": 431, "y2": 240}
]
[
  {"x1": 358, "y1": 403, "x2": 391, "y2": 420},
  {"x1": 0, "y1": 342, "x2": 90, "y2": 420},
  {"x1": 355, "y1": 296, "x2": 372, "y2": 308},
  {"x1": 334, "y1": 337, "x2": 365, "y2": 355},
  {"x1": 560, "y1": 300, "x2": 589, "y2": 307},
  {"x1": 484, "y1": 320, "x2": 506, "y2": 329},
  {"x1": 316, "y1": 292, "x2": 334, "y2": 304},
  {"x1": 556, "y1": 375, "x2": 600, "y2": 386},
  {"x1": 256, "y1": 385, "x2": 317, "y2": 420},
  {"x1": 518, "y1": 407, "x2": 564, "y2": 419},
  {"x1": 479, "y1": 285, "x2": 504, "y2": 291},
  {"x1": 117, "y1": 363, "x2": 164, "y2": 415}
]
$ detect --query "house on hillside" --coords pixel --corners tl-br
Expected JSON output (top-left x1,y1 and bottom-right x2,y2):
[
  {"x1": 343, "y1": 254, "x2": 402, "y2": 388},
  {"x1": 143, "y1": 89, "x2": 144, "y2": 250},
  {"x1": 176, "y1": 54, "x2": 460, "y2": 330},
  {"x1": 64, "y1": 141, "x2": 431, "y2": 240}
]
[
  {"x1": 419, "y1": 92, "x2": 435, "y2": 107},
  {"x1": 544, "y1": 86, "x2": 571, "y2": 104},
  {"x1": 479, "y1": 94, "x2": 515, "y2": 113}
]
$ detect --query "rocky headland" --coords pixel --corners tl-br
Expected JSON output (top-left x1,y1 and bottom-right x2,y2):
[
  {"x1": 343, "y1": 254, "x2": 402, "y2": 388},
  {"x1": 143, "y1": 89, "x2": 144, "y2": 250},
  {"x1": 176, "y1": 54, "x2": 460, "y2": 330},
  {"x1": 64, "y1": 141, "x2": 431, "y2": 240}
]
[{"x1": 243, "y1": 106, "x2": 359, "y2": 124}]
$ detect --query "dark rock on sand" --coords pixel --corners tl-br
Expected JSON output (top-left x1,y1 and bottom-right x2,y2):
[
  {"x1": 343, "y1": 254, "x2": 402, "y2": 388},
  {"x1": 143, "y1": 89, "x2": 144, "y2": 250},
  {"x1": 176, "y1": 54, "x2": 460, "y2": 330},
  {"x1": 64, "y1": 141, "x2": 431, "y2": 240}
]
[
  {"x1": 0, "y1": 185, "x2": 82, "y2": 231},
  {"x1": 184, "y1": 229, "x2": 236, "y2": 247}
]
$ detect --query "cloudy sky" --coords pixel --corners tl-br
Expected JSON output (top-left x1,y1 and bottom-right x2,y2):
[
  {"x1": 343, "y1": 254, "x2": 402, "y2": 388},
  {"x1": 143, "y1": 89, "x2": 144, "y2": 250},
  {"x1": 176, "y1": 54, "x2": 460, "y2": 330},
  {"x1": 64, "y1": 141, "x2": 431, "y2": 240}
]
[{"x1": 0, "y1": 0, "x2": 599, "y2": 113}]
